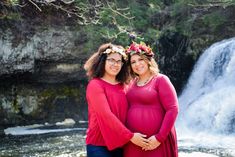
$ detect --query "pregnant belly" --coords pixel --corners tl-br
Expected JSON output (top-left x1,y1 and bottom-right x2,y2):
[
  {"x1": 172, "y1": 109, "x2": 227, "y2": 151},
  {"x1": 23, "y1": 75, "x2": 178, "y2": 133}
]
[{"x1": 126, "y1": 105, "x2": 165, "y2": 136}]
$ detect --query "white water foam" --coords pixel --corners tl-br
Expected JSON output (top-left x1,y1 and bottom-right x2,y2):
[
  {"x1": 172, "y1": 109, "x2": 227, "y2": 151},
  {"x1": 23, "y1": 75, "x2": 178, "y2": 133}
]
[
  {"x1": 4, "y1": 119, "x2": 86, "y2": 135},
  {"x1": 179, "y1": 152, "x2": 218, "y2": 157},
  {"x1": 177, "y1": 37, "x2": 235, "y2": 156},
  {"x1": 4, "y1": 125, "x2": 86, "y2": 135}
]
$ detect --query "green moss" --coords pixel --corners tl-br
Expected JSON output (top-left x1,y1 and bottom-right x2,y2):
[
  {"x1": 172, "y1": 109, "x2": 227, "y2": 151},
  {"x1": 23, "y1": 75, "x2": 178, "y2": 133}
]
[
  {"x1": 60, "y1": 87, "x2": 80, "y2": 97},
  {"x1": 40, "y1": 86, "x2": 80, "y2": 100},
  {"x1": 11, "y1": 0, "x2": 18, "y2": 4},
  {"x1": 40, "y1": 88, "x2": 55, "y2": 98},
  {"x1": 0, "y1": 12, "x2": 21, "y2": 20},
  {"x1": 12, "y1": 96, "x2": 19, "y2": 113},
  {"x1": 202, "y1": 12, "x2": 226, "y2": 31}
]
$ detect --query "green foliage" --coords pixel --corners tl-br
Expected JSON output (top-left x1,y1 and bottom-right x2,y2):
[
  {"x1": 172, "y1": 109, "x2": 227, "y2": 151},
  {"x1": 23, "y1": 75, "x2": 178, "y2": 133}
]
[
  {"x1": 175, "y1": 0, "x2": 235, "y2": 5},
  {"x1": 5, "y1": 0, "x2": 19, "y2": 5},
  {"x1": 9, "y1": 0, "x2": 231, "y2": 55},
  {"x1": 170, "y1": 2, "x2": 191, "y2": 17},
  {"x1": 124, "y1": 28, "x2": 160, "y2": 55},
  {"x1": 72, "y1": 1, "x2": 164, "y2": 47},
  {"x1": 74, "y1": 0, "x2": 87, "y2": 3},
  {"x1": 174, "y1": 0, "x2": 204, "y2": 4},
  {"x1": 202, "y1": 11, "x2": 226, "y2": 31},
  {"x1": 146, "y1": 0, "x2": 164, "y2": 13},
  {"x1": 115, "y1": 33, "x2": 132, "y2": 46},
  {"x1": 142, "y1": 28, "x2": 161, "y2": 44},
  {"x1": 207, "y1": 0, "x2": 235, "y2": 3},
  {"x1": 114, "y1": 1, "x2": 161, "y2": 45},
  {"x1": 79, "y1": 0, "x2": 164, "y2": 50},
  {"x1": 167, "y1": 0, "x2": 235, "y2": 37},
  {"x1": 166, "y1": 2, "x2": 193, "y2": 37},
  {"x1": 99, "y1": 8, "x2": 114, "y2": 25},
  {"x1": 10, "y1": 0, "x2": 18, "y2": 4},
  {"x1": 0, "y1": 0, "x2": 21, "y2": 20},
  {"x1": 0, "y1": 13, "x2": 21, "y2": 20},
  {"x1": 129, "y1": 4, "x2": 149, "y2": 30},
  {"x1": 79, "y1": 25, "x2": 107, "y2": 53},
  {"x1": 91, "y1": 2, "x2": 132, "y2": 44},
  {"x1": 175, "y1": 17, "x2": 194, "y2": 36}
]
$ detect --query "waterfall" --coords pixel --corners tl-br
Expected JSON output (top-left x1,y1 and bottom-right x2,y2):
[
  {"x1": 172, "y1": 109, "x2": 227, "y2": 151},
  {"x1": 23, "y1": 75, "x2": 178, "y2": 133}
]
[{"x1": 178, "y1": 37, "x2": 235, "y2": 134}]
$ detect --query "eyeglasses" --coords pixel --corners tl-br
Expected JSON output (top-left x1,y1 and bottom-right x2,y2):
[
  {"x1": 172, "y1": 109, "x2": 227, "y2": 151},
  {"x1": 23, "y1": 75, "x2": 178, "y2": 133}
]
[{"x1": 106, "y1": 58, "x2": 123, "y2": 66}]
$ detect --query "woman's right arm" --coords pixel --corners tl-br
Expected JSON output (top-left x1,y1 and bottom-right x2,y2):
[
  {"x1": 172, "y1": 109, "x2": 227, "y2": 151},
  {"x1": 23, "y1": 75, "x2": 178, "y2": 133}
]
[{"x1": 87, "y1": 80, "x2": 148, "y2": 150}]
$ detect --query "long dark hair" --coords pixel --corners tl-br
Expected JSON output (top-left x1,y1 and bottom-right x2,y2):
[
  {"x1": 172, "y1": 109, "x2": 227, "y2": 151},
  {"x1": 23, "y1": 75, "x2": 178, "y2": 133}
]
[{"x1": 84, "y1": 43, "x2": 129, "y2": 84}]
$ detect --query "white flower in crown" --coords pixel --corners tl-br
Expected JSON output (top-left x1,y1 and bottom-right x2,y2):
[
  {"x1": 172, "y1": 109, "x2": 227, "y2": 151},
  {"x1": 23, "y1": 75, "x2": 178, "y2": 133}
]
[
  {"x1": 113, "y1": 46, "x2": 127, "y2": 59},
  {"x1": 103, "y1": 48, "x2": 112, "y2": 54},
  {"x1": 103, "y1": 46, "x2": 127, "y2": 60}
]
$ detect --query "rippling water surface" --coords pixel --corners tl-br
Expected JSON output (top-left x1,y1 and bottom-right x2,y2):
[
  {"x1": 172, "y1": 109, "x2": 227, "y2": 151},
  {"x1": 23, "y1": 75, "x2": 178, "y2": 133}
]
[
  {"x1": 1, "y1": 126, "x2": 234, "y2": 157},
  {"x1": 1, "y1": 129, "x2": 86, "y2": 157}
]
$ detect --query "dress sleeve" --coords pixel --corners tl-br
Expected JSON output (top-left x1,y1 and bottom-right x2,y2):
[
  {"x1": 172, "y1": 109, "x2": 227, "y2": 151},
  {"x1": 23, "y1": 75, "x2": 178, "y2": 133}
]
[
  {"x1": 155, "y1": 75, "x2": 179, "y2": 143},
  {"x1": 86, "y1": 80, "x2": 133, "y2": 150}
]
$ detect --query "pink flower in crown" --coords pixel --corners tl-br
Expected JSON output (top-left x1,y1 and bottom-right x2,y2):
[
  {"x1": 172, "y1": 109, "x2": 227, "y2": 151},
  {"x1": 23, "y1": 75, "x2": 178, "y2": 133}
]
[
  {"x1": 139, "y1": 44, "x2": 148, "y2": 53},
  {"x1": 126, "y1": 42, "x2": 154, "y2": 57},
  {"x1": 140, "y1": 44, "x2": 154, "y2": 55},
  {"x1": 126, "y1": 43, "x2": 141, "y2": 54}
]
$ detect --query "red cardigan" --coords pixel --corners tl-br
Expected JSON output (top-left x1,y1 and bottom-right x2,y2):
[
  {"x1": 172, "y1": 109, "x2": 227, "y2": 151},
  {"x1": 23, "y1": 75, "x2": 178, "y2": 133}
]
[{"x1": 85, "y1": 78, "x2": 133, "y2": 150}]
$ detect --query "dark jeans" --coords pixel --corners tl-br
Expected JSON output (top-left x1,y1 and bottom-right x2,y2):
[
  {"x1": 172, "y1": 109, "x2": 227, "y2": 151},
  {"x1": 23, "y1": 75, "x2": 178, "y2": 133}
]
[{"x1": 86, "y1": 144, "x2": 123, "y2": 157}]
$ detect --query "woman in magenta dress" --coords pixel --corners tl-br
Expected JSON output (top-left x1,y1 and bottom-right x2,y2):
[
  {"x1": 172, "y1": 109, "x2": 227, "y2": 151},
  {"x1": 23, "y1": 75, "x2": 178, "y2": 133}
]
[
  {"x1": 84, "y1": 43, "x2": 148, "y2": 157},
  {"x1": 124, "y1": 42, "x2": 179, "y2": 157}
]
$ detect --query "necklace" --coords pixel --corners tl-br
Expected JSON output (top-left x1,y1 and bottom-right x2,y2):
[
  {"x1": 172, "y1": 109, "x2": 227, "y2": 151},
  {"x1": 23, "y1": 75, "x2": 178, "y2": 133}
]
[{"x1": 137, "y1": 75, "x2": 153, "y2": 86}]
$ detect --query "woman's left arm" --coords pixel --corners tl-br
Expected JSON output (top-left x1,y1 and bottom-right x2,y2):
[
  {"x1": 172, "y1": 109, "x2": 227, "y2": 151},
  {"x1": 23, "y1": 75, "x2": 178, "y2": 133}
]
[{"x1": 155, "y1": 75, "x2": 179, "y2": 143}]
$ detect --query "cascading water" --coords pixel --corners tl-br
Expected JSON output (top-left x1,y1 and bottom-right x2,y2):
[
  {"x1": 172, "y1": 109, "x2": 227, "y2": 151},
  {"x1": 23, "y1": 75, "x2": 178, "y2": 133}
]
[{"x1": 177, "y1": 37, "x2": 235, "y2": 156}]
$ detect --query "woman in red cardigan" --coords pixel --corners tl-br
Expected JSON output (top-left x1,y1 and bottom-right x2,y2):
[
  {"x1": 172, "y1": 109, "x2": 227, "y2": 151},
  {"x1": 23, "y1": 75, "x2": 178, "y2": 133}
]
[
  {"x1": 84, "y1": 43, "x2": 148, "y2": 157},
  {"x1": 124, "y1": 42, "x2": 179, "y2": 157}
]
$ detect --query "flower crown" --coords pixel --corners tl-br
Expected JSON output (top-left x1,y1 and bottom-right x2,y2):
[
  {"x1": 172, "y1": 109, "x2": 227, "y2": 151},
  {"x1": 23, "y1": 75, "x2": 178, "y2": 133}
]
[
  {"x1": 125, "y1": 42, "x2": 154, "y2": 57},
  {"x1": 102, "y1": 46, "x2": 127, "y2": 60}
]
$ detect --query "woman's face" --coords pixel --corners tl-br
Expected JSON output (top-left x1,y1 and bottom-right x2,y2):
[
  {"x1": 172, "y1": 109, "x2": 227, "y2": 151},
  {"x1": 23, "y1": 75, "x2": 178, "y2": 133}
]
[
  {"x1": 130, "y1": 54, "x2": 149, "y2": 76},
  {"x1": 104, "y1": 52, "x2": 123, "y2": 78}
]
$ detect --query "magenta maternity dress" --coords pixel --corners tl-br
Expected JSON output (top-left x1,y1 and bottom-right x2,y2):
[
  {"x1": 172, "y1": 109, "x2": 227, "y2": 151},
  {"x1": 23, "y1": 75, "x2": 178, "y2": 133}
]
[{"x1": 124, "y1": 74, "x2": 179, "y2": 157}]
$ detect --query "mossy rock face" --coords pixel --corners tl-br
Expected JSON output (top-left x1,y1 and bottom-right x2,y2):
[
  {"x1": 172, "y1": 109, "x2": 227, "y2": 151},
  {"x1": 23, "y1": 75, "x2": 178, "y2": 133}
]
[
  {"x1": 37, "y1": 85, "x2": 85, "y2": 124},
  {"x1": 0, "y1": 80, "x2": 88, "y2": 126},
  {"x1": 158, "y1": 32, "x2": 194, "y2": 93}
]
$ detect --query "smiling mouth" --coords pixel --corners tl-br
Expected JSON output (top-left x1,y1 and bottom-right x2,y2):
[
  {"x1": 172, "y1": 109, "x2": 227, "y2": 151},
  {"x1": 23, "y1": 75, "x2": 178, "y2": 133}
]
[
  {"x1": 135, "y1": 67, "x2": 144, "y2": 71},
  {"x1": 110, "y1": 68, "x2": 120, "y2": 72}
]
